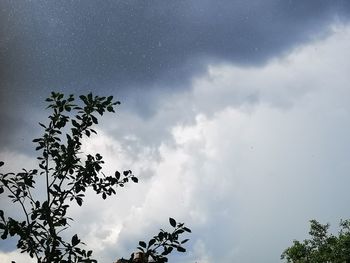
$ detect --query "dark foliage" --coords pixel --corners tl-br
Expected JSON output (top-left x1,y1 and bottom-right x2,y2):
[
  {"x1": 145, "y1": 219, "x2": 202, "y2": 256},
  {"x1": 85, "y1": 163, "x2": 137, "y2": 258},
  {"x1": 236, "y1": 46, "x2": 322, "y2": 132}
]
[
  {"x1": 281, "y1": 219, "x2": 350, "y2": 263},
  {"x1": 0, "y1": 92, "x2": 190, "y2": 263},
  {"x1": 134, "y1": 217, "x2": 191, "y2": 263}
]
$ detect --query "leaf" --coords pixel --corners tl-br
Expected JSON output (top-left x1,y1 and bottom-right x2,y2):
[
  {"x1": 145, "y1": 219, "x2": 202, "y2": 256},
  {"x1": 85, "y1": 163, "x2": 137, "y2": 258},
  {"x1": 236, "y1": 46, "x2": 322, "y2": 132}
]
[
  {"x1": 91, "y1": 115, "x2": 98, "y2": 124},
  {"x1": 80, "y1": 95, "x2": 88, "y2": 104},
  {"x1": 139, "y1": 241, "x2": 146, "y2": 248},
  {"x1": 177, "y1": 246, "x2": 186, "y2": 252},
  {"x1": 0, "y1": 161, "x2": 3, "y2": 167},
  {"x1": 102, "y1": 192, "x2": 106, "y2": 200},
  {"x1": 68, "y1": 94, "x2": 74, "y2": 101},
  {"x1": 158, "y1": 231, "x2": 164, "y2": 240},
  {"x1": 131, "y1": 177, "x2": 138, "y2": 183},
  {"x1": 76, "y1": 198, "x2": 82, "y2": 206},
  {"x1": 169, "y1": 218, "x2": 176, "y2": 227},
  {"x1": 1, "y1": 230, "x2": 8, "y2": 240},
  {"x1": 87, "y1": 93, "x2": 93, "y2": 102},
  {"x1": 115, "y1": 171, "x2": 120, "y2": 180},
  {"x1": 167, "y1": 246, "x2": 173, "y2": 253},
  {"x1": 38, "y1": 122, "x2": 46, "y2": 128},
  {"x1": 72, "y1": 234, "x2": 80, "y2": 246},
  {"x1": 72, "y1": 119, "x2": 80, "y2": 128},
  {"x1": 148, "y1": 238, "x2": 156, "y2": 248},
  {"x1": 30, "y1": 213, "x2": 37, "y2": 220},
  {"x1": 183, "y1": 227, "x2": 191, "y2": 233},
  {"x1": 181, "y1": 239, "x2": 189, "y2": 244},
  {"x1": 36, "y1": 146, "x2": 44, "y2": 151}
]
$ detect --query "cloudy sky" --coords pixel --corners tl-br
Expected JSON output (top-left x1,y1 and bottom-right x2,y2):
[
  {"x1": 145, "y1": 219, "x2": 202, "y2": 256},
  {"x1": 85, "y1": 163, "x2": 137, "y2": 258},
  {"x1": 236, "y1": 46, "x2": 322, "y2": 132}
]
[{"x1": 1, "y1": 1, "x2": 350, "y2": 262}]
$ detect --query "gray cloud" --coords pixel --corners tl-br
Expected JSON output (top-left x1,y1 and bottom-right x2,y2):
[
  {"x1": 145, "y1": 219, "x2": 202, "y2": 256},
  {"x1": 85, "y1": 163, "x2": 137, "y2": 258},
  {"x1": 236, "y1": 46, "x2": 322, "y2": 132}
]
[
  {"x1": 1, "y1": 0, "x2": 350, "y2": 95},
  {"x1": 1, "y1": 1, "x2": 350, "y2": 148},
  {"x1": 0, "y1": 3, "x2": 347, "y2": 166}
]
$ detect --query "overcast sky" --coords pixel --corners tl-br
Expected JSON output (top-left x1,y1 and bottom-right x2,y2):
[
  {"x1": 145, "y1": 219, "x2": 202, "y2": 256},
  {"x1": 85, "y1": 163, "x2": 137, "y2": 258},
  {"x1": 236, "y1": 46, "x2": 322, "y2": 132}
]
[{"x1": 1, "y1": 1, "x2": 350, "y2": 262}]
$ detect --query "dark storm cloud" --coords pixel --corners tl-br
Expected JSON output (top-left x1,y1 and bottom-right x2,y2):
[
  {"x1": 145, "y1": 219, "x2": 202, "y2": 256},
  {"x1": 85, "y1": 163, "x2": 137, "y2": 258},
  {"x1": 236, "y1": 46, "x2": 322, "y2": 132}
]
[
  {"x1": 1, "y1": 0, "x2": 350, "y2": 148},
  {"x1": 2, "y1": 0, "x2": 350, "y2": 92}
]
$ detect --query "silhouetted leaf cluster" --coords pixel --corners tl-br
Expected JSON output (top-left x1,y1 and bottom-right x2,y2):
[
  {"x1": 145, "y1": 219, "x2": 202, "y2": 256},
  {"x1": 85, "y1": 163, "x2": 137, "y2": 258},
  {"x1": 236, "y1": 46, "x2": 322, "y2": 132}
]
[
  {"x1": 0, "y1": 92, "x2": 191, "y2": 263},
  {"x1": 281, "y1": 219, "x2": 350, "y2": 263},
  {"x1": 0, "y1": 93, "x2": 134, "y2": 262},
  {"x1": 134, "y1": 217, "x2": 191, "y2": 263}
]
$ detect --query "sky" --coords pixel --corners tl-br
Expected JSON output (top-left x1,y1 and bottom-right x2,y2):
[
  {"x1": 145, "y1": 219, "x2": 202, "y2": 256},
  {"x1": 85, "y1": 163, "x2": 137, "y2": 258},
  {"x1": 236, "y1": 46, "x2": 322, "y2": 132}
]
[{"x1": 1, "y1": 1, "x2": 350, "y2": 262}]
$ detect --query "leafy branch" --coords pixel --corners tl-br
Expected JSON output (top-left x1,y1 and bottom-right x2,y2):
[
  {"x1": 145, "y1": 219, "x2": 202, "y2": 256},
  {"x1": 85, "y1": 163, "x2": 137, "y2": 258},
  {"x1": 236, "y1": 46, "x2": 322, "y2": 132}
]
[
  {"x1": 135, "y1": 218, "x2": 191, "y2": 263},
  {"x1": 0, "y1": 92, "x2": 191, "y2": 263},
  {"x1": 0, "y1": 92, "x2": 136, "y2": 263}
]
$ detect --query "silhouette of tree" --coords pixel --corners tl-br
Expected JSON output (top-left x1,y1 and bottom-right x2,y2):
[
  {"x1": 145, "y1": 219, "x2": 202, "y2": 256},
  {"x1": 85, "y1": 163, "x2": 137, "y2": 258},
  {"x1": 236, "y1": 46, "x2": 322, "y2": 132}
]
[
  {"x1": 281, "y1": 219, "x2": 350, "y2": 263},
  {"x1": 0, "y1": 92, "x2": 190, "y2": 263}
]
